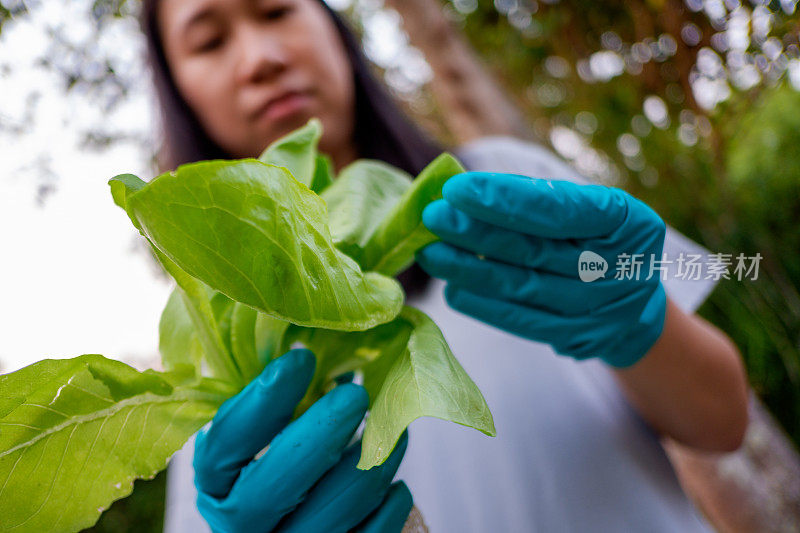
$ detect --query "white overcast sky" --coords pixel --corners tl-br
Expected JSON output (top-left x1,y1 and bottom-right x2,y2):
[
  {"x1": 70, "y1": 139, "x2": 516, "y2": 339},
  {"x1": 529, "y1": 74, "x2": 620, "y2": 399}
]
[{"x1": 0, "y1": 1, "x2": 170, "y2": 373}]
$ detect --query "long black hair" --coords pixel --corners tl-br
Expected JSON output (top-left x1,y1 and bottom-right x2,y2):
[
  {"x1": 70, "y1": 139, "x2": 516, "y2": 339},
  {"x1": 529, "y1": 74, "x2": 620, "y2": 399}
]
[{"x1": 138, "y1": 0, "x2": 442, "y2": 295}]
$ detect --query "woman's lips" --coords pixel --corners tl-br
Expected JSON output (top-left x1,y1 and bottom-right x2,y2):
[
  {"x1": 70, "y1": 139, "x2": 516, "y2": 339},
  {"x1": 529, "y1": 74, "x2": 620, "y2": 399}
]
[{"x1": 255, "y1": 91, "x2": 313, "y2": 122}]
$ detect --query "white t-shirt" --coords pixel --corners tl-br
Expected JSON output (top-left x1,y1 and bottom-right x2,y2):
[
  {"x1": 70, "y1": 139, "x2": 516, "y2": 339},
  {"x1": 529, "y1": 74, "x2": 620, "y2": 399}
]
[{"x1": 164, "y1": 136, "x2": 717, "y2": 533}]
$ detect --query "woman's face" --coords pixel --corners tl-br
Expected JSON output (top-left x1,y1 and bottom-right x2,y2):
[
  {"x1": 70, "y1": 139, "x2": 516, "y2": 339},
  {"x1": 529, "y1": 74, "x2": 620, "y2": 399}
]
[{"x1": 158, "y1": 0, "x2": 355, "y2": 165}]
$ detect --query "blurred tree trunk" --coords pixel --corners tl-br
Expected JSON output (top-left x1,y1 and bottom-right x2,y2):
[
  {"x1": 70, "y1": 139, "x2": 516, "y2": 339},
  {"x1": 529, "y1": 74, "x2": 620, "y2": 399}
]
[
  {"x1": 387, "y1": 1, "x2": 800, "y2": 531},
  {"x1": 384, "y1": 0, "x2": 533, "y2": 145}
]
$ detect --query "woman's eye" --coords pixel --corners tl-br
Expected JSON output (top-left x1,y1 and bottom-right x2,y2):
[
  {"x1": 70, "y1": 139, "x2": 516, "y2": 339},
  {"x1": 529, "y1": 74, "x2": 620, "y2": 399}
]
[
  {"x1": 196, "y1": 37, "x2": 223, "y2": 53},
  {"x1": 262, "y1": 6, "x2": 292, "y2": 21}
]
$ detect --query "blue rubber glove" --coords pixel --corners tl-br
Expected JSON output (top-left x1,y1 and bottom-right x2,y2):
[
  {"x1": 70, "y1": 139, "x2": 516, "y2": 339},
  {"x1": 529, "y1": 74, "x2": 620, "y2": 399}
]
[
  {"x1": 417, "y1": 172, "x2": 667, "y2": 368},
  {"x1": 193, "y1": 348, "x2": 412, "y2": 533}
]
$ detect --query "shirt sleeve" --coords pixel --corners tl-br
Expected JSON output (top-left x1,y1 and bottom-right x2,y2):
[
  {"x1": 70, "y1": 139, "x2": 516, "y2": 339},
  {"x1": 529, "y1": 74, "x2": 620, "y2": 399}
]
[{"x1": 453, "y1": 135, "x2": 718, "y2": 313}]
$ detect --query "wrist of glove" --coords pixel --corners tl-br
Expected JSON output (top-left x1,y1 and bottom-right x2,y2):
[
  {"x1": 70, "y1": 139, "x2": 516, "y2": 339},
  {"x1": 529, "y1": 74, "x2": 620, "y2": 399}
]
[
  {"x1": 193, "y1": 349, "x2": 412, "y2": 533},
  {"x1": 417, "y1": 171, "x2": 668, "y2": 368}
]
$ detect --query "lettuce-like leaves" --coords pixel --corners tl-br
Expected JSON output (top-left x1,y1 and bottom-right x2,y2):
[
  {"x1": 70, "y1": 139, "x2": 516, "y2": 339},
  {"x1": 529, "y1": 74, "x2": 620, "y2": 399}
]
[
  {"x1": 280, "y1": 317, "x2": 413, "y2": 414},
  {"x1": 358, "y1": 307, "x2": 495, "y2": 469},
  {"x1": 229, "y1": 303, "x2": 261, "y2": 383},
  {"x1": 258, "y1": 118, "x2": 323, "y2": 190},
  {"x1": 152, "y1": 251, "x2": 242, "y2": 384},
  {"x1": 110, "y1": 160, "x2": 403, "y2": 331},
  {"x1": 0, "y1": 118, "x2": 492, "y2": 532},
  {"x1": 254, "y1": 313, "x2": 291, "y2": 366},
  {"x1": 0, "y1": 355, "x2": 233, "y2": 532},
  {"x1": 284, "y1": 307, "x2": 495, "y2": 470},
  {"x1": 156, "y1": 252, "x2": 242, "y2": 384},
  {"x1": 112, "y1": 178, "x2": 242, "y2": 383},
  {"x1": 158, "y1": 288, "x2": 203, "y2": 374},
  {"x1": 311, "y1": 154, "x2": 335, "y2": 193},
  {"x1": 322, "y1": 159, "x2": 412, "y2": 263},
  {"x1": 361, "y1": 153, "x2": 466, "y2": 275}
]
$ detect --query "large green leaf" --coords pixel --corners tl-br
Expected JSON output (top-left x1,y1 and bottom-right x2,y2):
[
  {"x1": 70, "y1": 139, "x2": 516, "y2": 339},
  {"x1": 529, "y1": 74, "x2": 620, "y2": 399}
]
[
  {"x1": 111, "y1": 174, "x2": 242, "y2": 385},
  {"x1": 258, "y1": 117, "x2": 322, "y2": 189},
  {"x1": 357, "y1": 307, "x2": 496, "y2": 470},
  {"x1": 361, "y1": 153, "x2": 466, "y2": 275},
  {"x1": 0, "y1": 355, "x2": 233, "y2": 532},
  {"x1": 322, "y1": 160, "x2": 411, "y2": 264},
  {"x1": 109, "y1": 160, "x2": 403, "y2": 331}
]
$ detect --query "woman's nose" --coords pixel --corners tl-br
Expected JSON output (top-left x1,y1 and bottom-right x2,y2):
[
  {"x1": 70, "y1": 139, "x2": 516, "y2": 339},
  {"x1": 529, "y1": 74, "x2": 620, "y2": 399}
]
[{"x1": 233, "y1": 23, "x2": 289, "y2": 85}]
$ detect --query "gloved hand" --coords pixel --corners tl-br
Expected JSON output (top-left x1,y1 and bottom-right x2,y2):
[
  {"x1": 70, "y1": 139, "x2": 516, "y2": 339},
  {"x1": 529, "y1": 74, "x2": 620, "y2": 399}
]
[
  {"x1": 417, "y1": 172, "x2": 667, "y2": 368},
  {"x1": 193, "y1": 348, "x2": 412, "y2": 533}
]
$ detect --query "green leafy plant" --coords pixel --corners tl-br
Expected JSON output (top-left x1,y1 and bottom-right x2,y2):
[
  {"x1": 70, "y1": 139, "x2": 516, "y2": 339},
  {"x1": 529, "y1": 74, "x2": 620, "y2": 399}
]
[{"x1": 0, "y1": 118, "x2": 495, "y2": 532}]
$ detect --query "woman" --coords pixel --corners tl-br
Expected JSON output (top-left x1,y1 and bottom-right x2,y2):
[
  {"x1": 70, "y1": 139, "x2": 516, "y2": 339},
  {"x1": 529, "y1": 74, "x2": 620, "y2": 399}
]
[{"x1": 141, "y1": 0, "x2": 750, "y2": 531}]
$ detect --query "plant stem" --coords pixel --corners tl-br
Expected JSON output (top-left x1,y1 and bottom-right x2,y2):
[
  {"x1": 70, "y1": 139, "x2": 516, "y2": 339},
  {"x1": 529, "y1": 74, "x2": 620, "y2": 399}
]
[{"x1": 152, "y1": 246, "x2": 244, "y2": 386}]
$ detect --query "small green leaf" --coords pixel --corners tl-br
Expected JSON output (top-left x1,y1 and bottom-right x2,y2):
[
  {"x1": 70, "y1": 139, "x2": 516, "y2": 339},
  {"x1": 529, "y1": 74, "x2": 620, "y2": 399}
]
[
  {"x1": 283, "y1": 319, "x2": 413, "y2": 414},
  {"x1": 123, "y1": 159, "x2": 403, "y2": 331},
  {"x1": 357, "y1": 307, "x2": 496, "y2": 470},
  {"x1": 258, "y1": 117, "x2": 322, "y2": 188},
  {"x1": 322, "y1": 159, "x2": 411, "y2": 264},
  {"x1": 361, "y1": 153, "x2": 466, "y2": 275},
  {"x1": 157, "y1": 251, "x2": 243, "y2": 385},
  {"x1": 255, "y1": 313, "x2": 291, "y2": 365},
  {"x1": 109, "y1": 173, "x2": 146, "y2": 219},
  {"x1": 230, "y1": 303, "x2": 262, "y2": 383},
  {"x1": 282, "y1": 306, "x2": 493, "y2": 471},
  {"x1": 0, "y1": 355, "x2": 234, "y2": 532},
  {"x1": 158, "y1": 288, "x2": 203, "y2": 374},
  {"x1": 209, "y1": 291, "x2": 236, "y2": 356},
  {"x1": 310, "y1": 154, "x2": 335, "y2": 193}
]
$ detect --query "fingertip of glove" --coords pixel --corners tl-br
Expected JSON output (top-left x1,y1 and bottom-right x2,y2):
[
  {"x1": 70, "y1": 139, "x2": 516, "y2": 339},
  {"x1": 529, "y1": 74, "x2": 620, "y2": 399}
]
[
  {"x1": 389, "y1": 480, "x2": 413, "y2": 509},
  {"x1": 257, "y1": 348, "x2": 316, "y2": 390},
  {"x1": 326, "y1": 382, "x2": 369, "y2": 416},
  {"x1": 381, "y1": 480, "x2": 414, "y2": 529},
  {"x1": 443, "y1": 283, "x2": 484, "y2": 316},
  {"x1": 415, "y1": 241, "x2": 444, "y2": 269},
  {"x1": 365, "y1": 430, "x2": 410, "y2": 489},
  {"x1": 442, "y1": 172, "x2": 480, "y2": 205},
  {"x1": 443, "y1": 283, "x2": 463, "y2": 307},
  {"x1": 423, "y1": 199, "x2": 476, "y2": 238},
  {"x1": 282, "y1": 347, "x2": 317, "y2": 371},
  {"x1": 420, "y1": 199, "x2": 447, "y2": 232},
  {"x1": 394, "y1": 429, "x2": 409, "y2": 458}
]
